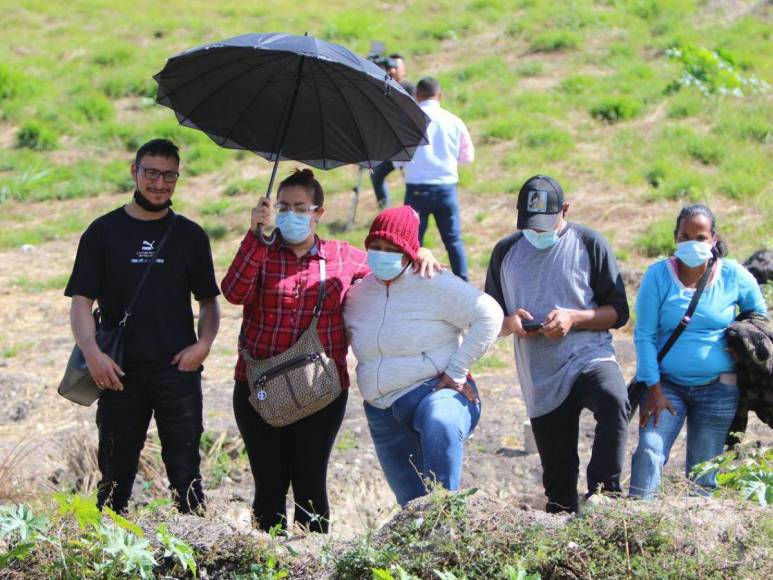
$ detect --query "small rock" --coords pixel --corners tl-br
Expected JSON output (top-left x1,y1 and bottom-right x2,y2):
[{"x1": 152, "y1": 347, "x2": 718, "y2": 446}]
[
  {"x1": 19, "y1": 244, "x2": 35, "y2": 253},
  {"x1": 49, "y1": 468, "x2": 66, "y2": 485},
  {"x1": 10, "y1": 404, "x2": 28, "y2": 422}
]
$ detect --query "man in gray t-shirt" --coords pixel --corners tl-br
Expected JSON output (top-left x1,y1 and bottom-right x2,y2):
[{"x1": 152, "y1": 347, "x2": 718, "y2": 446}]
[{"x1": 485, "y1": 175, "x2": 629, "y2": 513}]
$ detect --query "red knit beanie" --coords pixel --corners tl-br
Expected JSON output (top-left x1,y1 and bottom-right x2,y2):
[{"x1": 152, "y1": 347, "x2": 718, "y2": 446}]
[{"x1": 365, "y1": 206, "x2": 420, "y2": 262}]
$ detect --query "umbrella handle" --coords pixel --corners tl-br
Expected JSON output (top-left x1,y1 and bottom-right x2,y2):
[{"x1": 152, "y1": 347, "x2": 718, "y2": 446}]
[{"x1": 256, "y1": 224, "x2": 277, "y2": 245}]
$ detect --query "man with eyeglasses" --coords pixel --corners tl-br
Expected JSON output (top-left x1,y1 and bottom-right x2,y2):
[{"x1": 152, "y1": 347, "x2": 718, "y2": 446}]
[{"x1": 64, "y1": 138, "x2": 221, "y2": 514}]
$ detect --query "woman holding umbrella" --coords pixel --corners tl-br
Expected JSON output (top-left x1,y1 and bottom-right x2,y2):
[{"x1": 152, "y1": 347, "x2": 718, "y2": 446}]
[{"x1": 222, "y1": 169, "x2": 438, "y2": 533}]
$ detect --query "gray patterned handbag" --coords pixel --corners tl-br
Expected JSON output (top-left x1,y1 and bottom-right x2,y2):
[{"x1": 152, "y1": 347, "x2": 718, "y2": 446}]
[{"x1": 241, "y1": 258, "x2": 342, "y2": 427}]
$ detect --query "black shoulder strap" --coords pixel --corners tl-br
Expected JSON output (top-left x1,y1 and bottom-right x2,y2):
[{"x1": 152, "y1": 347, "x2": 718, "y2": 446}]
[
  {"x1": 119, "y1": 213, "x2": 178, "y2": 327},
  {"x1": 657, "y1": 258, "x2": 715, "y2": 362},
  {"x1": 312, "y1": 257, "x2": 327, "y2": 318}
]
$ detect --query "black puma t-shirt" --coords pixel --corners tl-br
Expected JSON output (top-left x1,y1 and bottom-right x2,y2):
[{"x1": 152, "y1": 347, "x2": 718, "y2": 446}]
[{"x1": 65, "y1": 208, "x2": 220, "y2": 366}]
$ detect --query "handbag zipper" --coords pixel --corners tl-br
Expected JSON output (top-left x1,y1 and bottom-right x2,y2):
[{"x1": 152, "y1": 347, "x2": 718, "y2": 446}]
[{"x1": 255, "y1": 352, "x2": 322, "y2": 387}]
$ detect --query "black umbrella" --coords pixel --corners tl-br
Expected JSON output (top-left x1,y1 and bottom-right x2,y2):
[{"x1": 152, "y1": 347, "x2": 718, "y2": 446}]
[{"x1": 154, "y1": 32, "x2": 429, "y2": 243}]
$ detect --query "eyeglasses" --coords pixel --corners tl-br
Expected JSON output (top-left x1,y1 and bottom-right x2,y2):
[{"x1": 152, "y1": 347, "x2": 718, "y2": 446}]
[
  {"x1": 139, "y1": 165, "x2": 180, "y2": 183},
  {"x1": 276, "y1": 202, "x2": 320, "y2": 214}
]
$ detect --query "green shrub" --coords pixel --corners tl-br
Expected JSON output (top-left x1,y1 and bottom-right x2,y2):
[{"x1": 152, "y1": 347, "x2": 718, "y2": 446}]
[
  {"x1": 0, "y1": 496, "x2": 196, "y2": 577},
  {"x1": 515, "y1": 61, "x2": 543, "y2": 77},
  {"x1": 224, "y1": 177, "x2": 267, "y2": 197},
  {"x1": 693, "y1": 441, "x2": 773, "y2": 506},
  {"x1": 667, "y1": 91, "x2": 703, "y2": 118},
  {"x1": 635, "y1": 218, "x2": 675, "y2": 257},
  {"x1": 73, "y1": 94, "x2": 115, "y2": 123},
  {"x1": 644, "y1": 158, "x2": 707, "y2": 201},
  {"x1": 15, "y1": 120, "x2": 58, "y2": 151},
  {"x1": 686, "y1": 136, "x2": 724, "y2": 166},
  {"x1": 200, "y1": 199, "x2": 233, "y2": 216},
  {"x1": 484, "y1": 119, "x2": 519, "y2": 141},
  {"x1": 101, "y1": 73, "x2": 156, "y2": 98},
  {"x1": 454, "y1": 56, "x2": 510, "y2": 83},
  {"x1": 590, "y1": 96, "x2": 641, "y2": 122},
  {"x1": 559, "y1": 74, "x2": 595, "y2": 95},
  {"x1": 203, "y1": 222, "x2": 228, "y2": 240},
  {"x1": 321, "y1": 11, "x2": 383, "y2": 41},
  {"x1": 93, "y1": 121, "x2": 144, "y2": 151},
  {"x1": 528, "y1": 30, "x2": 579, "y2": 53},
  {"x1": 92, "y1": 45, "x2": 133, "y2": 67},
  {"x1": 665, "y1": 45, "x2": 770, "y2": 97},
  {"x1": 0, "y1": 64, "x2": 25, "y2": 101}
]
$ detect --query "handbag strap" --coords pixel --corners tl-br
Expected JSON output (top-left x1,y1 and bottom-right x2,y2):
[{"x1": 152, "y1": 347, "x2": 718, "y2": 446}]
[
  {"x1": 656, "y1": 257, "x2": 715, "y2": 362},
  {"x1": 118, "y1": 212, "x2": 179, "y2": 327},
  {"x1": 311, "y1": 257, "x2": 327, "y2": 318}
]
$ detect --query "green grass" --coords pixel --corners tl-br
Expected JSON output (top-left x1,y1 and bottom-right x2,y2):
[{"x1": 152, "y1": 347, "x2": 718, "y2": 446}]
[
  {"x1": 15, "y1": 121, "x2": 58, "y2": 151},
  {"x1": 634, "y1": 218, "x2": 675, "y2": 258},
  {"x1": 334, "y1": 429, "x2": 359, "y2": 452},
  {"x1": 0, "y1": 0, "x2": 770, "y2": 271},
  {"x1": 471, "y1": 354, "x2": 508, "y2": 373},
  {"x1": 0, "y1": 214, "x2": 89, "y2": 250},
  {"x1": 13, "y1": 273, "x2": 70, "y2": 293}
]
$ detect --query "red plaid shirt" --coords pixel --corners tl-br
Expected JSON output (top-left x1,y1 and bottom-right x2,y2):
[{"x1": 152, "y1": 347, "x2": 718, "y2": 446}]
[{"x1": 221, "y1": 231, "x2": 369, "y2": 387}]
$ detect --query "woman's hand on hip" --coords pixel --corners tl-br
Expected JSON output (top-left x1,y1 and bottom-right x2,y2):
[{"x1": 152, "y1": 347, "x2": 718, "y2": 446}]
[
  {"x1": 639, "y1": 383, "x2": 676, "y2": 428},
  {"x1": 436, "y1": 372, "x2": 479, "y2": 404}
]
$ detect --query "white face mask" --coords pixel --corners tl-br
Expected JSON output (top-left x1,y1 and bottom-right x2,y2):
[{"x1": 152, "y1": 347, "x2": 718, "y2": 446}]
[
  {"x1": 275, "y1": 212, "x2": 312, "y2": 244},
  {"x1": 674, "y1": 240, "x2": 714, "y2": 267},
  {"x1": 523, "y1": 228, "x2": 559, "y2": 250},
  {"x1": 367, "y1": 249, "x2": 406, "y2": 281}
]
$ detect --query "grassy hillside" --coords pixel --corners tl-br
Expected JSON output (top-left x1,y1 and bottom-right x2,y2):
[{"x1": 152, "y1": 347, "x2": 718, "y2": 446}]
[{"x1": 0, "y1": 0, "x2": 771, "y2": 269}]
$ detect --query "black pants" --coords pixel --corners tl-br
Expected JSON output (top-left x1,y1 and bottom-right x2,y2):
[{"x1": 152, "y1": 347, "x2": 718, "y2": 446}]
[
  {"x1": 233, "y1": 380, "x2": 348, "y2": 533},
  {"x1": 530, "y1": 362, "x2": 629, "y2": 513},
  {"x1": 96, "y1": 363, "x2": 204, "y2": 514}
]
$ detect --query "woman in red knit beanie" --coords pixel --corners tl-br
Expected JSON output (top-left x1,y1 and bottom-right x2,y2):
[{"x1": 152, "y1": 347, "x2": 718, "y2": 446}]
[{"x1": 345, "y1": 206, "x2": 504, "y2": 506}]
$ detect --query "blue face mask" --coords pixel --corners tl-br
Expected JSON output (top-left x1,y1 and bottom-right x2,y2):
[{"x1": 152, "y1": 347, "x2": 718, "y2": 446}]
[
  {"x1": 367, "y1": 250, "x2": 407, "y2": 281},
  {"x1": 523, "y1": 228, "x2": 559, "y2": 250},
  {"x1": 674, "y1": 240, "x2": 714, "y2": 267},
  {"x1": 275, "y1": 212, "x2": 312, "y2": 244}
]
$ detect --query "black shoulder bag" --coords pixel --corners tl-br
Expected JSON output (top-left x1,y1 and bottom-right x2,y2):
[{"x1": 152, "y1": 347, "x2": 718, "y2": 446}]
[
  {"x1": 58, "y1": 213, "x2": 178, "y2": 406},
  {"x1": 627, "y1": 258, "x2": 715, "y2": 421}
]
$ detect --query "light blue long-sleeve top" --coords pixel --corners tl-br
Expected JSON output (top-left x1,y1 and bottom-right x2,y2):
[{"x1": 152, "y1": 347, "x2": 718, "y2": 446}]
[{"x1": 634, "y1": 258, "x2": 767, "y2": 387}]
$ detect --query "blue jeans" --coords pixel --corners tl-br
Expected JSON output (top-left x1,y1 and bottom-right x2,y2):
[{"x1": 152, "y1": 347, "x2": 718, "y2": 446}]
[
  {"x1": 364, "y1": 377, "x2": 481, "y2": 506},
  {"x1": 370, "y1": 161, "x2": 394, "y2": 208},
  {"x1": 629, "y1": 378, "x2": 739, "y2": 499},
  {"x1": 404, "y1": 184, "x2": 469, "y2": 281}
]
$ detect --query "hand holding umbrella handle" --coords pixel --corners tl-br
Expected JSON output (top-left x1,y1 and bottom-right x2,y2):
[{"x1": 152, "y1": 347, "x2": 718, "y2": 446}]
[
  {"x1": 256, "y1": 224, "x2": 277, "y2": 245},
  {"x1": 251, "y1": 197, "x2": 278, "y2": 245}
]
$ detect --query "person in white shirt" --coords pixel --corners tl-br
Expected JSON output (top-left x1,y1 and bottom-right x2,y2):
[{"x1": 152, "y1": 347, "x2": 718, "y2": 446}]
[
  {"x1": 345, "y1": 206, "x2": 502, "y2": 506},
  {"x1": 399, "y1": 77, "x2": 475, "y2": 280}
]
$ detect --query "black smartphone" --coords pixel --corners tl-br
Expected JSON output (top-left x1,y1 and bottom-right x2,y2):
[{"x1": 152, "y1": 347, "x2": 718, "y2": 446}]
[{"x1": 521, "y1": 321, "x2": 543, "y2": 332}]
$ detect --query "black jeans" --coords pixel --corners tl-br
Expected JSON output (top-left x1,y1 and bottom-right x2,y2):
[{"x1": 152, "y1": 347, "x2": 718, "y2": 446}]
[
  {"x1": 96, "y1": 363, "x2": 204, "y2": 514},
  {"x1": 233, "y1": 380, "x2": 348, "y2": 533},
  {"x1": 530, "y1": 362, "x2": 629, "y2": 513}
]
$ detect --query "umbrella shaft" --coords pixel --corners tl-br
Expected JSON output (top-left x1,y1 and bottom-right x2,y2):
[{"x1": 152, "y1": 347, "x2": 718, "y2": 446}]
[{"x1": 265, "y1": 55, "x2": 307, "y2": 199}]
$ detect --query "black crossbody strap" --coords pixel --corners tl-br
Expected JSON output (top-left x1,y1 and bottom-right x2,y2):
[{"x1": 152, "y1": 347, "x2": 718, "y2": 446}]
[
  {"x1": 656, "y1": 257, "x2": 715, "y2": 362},
  {"x1": 118, "y1": 213, "x2": 178, "y2": 327},
  {"x1": 312, "y1": 257, "x2": 327, "y2": 318}
]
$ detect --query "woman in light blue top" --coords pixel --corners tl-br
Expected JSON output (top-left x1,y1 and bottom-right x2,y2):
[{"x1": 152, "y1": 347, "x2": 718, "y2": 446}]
[{"x1": 629, "y1": 204, "x2": 767, "y2": 499}]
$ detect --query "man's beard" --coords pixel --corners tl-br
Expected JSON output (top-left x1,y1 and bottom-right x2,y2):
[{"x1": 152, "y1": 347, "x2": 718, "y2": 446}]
[{"x1": 134, "y1": 189, "x2": 172, "y2": 212}]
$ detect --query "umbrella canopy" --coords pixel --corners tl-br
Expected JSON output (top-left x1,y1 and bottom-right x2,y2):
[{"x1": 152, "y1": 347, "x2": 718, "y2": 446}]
[{"x1": 153, "y1": 32, "x2": 430, "y2": 170}]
